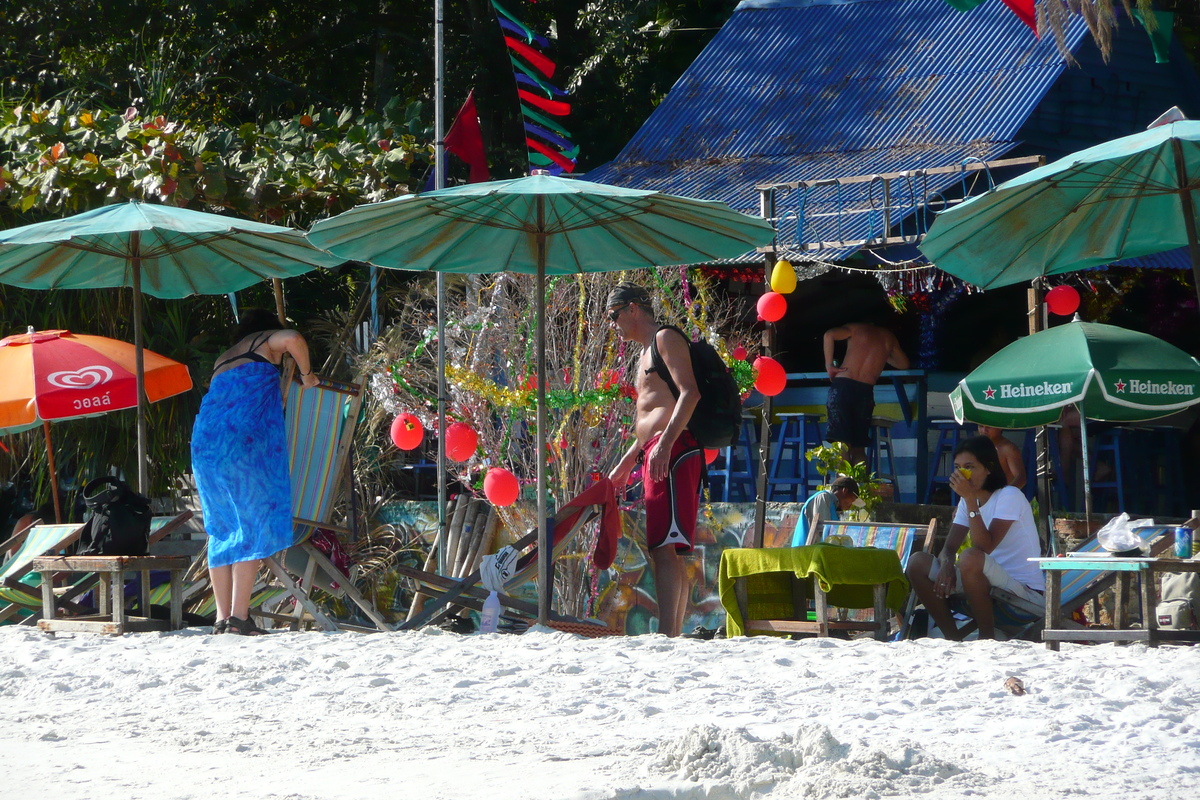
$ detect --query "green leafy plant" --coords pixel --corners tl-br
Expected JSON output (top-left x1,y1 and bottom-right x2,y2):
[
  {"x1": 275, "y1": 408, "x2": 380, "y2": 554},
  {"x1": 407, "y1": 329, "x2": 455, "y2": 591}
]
[{"x1": 804, "y1": 442, "x2": 886, "y2": 519}]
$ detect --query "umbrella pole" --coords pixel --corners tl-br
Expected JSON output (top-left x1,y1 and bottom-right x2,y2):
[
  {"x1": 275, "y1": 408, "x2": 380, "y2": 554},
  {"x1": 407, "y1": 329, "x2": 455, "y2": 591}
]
[
  {"x1": 433, "y1": 0, "x2": 449, "y2": 576},
  {"x1": 1079, "y1": 405, "x2": 1094, "y2": 534},
  {"x1": 131, "y1": 236, "x2": 149, "y2": 496},
  {"x1": 1170, "y1": 139, "x2": 1200, "y2": 310},
  {"x1": 536, "y1": 219, "x2": 551, "y2": 625},
  {"x1": 43, "y1": 421, "x2": 62, "y2": 524}
]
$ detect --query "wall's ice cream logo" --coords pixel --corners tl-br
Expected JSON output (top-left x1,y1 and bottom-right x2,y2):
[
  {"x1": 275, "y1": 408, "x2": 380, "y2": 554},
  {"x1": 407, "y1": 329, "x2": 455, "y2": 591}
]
[
  {"x1": 47, "y1": 365, "x2": 113, "y2": 389},
  {"x1": 1112, "y1": 378, "x2": 1196, "y2": 396},
  {"x1": 990, "y1": 380, "x2": 1073, "y2": 399}
]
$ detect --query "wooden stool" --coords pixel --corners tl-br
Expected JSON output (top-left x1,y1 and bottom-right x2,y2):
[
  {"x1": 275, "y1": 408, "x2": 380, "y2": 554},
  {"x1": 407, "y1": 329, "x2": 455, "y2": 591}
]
[{"x1": 32, "y1": 554, "x2": 190, "y2": 634}]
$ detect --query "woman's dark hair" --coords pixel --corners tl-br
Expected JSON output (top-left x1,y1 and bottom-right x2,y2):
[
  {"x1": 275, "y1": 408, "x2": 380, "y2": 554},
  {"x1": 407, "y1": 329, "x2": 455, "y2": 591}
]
[
  {"x1": 233, "y1": 308, "x2": 282, "y2": 343},
  {"x1": 953, "y1": 435, "x2": 1008, "y2": 492}
]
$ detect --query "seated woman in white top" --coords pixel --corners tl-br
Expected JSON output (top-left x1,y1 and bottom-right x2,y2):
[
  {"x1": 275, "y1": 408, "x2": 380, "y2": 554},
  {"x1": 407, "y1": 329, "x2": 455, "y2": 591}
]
[{"x1": 905, "y1": 435, "x2": 1044, "y2": 640}]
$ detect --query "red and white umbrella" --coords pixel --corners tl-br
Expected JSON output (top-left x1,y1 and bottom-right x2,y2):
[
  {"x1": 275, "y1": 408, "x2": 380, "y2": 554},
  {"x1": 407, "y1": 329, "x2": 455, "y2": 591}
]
[{"x1": 0, "y1": 328, "x2": 192, "y2": 521}]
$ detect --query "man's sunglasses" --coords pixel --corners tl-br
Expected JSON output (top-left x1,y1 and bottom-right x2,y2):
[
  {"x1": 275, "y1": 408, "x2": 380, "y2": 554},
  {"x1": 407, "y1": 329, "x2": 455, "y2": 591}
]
[{"x1": 607, "y1": 306, "x2": 625, "y2": 322}]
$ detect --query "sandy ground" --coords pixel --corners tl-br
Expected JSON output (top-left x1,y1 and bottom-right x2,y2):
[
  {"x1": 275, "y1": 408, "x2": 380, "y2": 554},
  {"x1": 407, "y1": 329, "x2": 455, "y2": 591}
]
[{"x1": 1, "y1": 626, "x2": 1198, "y2": 799}]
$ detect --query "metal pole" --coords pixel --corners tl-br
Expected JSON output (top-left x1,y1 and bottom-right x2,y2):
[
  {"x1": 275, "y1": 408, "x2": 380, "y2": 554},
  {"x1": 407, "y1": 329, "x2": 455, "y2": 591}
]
[
  {"x1": 1029, "y1": 279, "x2": 1055, "y2": 553},
  {"x1": 1080, "y1": 405, "x2": 1094, "y2": 535},
  {"x1": 43, "y1": 421, "x2": 62, "y2": 523},
  {"x1": 536, "y1": 198, "x2": 551, "y2": 624},
  {"x1": 752, "y1": 186, "x2": 777, "y2": 548},
  {"x1": 434, "y1": 0, "x2": 449, "y2": 575},
  {"x1": 131, "y1": 232, "x2": 148, "y2": 495}
]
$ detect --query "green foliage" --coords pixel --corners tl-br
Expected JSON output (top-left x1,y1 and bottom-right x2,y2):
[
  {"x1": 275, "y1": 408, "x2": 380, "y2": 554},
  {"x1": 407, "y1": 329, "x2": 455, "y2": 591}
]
[{"x1": 804, "y1": 442, "x2": 885, "y2": 519}]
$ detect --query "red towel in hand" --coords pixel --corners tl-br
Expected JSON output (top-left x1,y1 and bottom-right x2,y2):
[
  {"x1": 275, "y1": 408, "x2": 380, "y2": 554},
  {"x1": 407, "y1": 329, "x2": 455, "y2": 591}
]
[{"x1": 555, "y1": 477, "x2": 623, "y2": 570}]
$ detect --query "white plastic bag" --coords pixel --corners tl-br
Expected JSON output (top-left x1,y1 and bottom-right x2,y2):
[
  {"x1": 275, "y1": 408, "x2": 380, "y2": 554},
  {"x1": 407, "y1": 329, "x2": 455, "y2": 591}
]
[{"x1": 1095, "y1": 512, "x2": 1153, "y2": 554}]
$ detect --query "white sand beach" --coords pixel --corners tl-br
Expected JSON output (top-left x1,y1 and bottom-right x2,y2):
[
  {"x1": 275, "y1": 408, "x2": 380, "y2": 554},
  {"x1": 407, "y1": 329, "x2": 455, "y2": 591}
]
[{"x1": 2, "y1": 626, "x2": 1197, "y2": 799}]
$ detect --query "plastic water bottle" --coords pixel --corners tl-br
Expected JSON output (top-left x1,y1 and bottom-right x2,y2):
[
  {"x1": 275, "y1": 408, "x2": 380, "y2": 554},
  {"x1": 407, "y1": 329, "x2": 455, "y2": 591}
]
[{"x1": 479, "y1": 591, "x2": 501, "y2": 634}]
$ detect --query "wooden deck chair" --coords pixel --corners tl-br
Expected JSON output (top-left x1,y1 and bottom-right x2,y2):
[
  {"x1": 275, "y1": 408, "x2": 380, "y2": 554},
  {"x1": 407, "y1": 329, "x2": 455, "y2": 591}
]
[
  {"x1": 954, "y1": 523, "x2": 1175, "y2": 640},
  {"x1": 263, "y1": 376, "x2": 393, "y2": 632},
  {"x1": 1, "y1": 512, "x2": 192, "y2": 624},
  {"x1": 397, "y1": 480, "x2": 623, "y2": 634},
  {"x1": 807, "y1": 518, "x2": 938, "y2": 639}
]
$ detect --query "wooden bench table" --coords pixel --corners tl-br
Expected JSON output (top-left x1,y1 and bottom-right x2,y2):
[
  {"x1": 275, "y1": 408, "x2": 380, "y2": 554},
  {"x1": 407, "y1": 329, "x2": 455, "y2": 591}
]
[
  {"x1": 1037, "y1": 556, "x2": 1200, "y2": 650},
  {"x1": 31, "y1": 554, "x2": 191, "y2": 634}
]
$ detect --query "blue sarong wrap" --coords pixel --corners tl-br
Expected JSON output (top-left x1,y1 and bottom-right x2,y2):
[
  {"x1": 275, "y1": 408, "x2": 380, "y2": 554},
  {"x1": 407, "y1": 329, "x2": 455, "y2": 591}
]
[{"x1": 191, "y1": 362, "x2": 293, "y2": 568}]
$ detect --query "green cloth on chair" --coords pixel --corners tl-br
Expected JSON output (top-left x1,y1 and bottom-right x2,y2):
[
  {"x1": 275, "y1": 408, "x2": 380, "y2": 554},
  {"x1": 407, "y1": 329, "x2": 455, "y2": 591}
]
[{"x1": 719, "y1": 544, "x2": 908, "y2": 637}]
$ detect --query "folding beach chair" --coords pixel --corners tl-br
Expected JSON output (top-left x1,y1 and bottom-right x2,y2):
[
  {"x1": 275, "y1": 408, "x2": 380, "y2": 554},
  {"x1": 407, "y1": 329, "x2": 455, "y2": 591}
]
[
  {"x1": 1, "y1": 512, "x2": 192, "y2": 624},
  {"x1": 396, "y1": 479, "x2": 623, "y2": 635},
  {"x1": 952, "y1": 523, "x2": 1176, "y2": 639},
  {"x1": 808, "y1": 518, "x2": 938, "y2": 638},
  {"x1": 263, "y1": 376, "x2": 393, "y2": 632}
]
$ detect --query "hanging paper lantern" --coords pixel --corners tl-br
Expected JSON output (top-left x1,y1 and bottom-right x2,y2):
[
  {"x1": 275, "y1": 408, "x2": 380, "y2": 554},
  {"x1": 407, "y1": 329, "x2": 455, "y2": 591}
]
[
  {"x1": 390, "y1": 413, "x2": 424, "y2": 451},
  {"x1": 1046, "y1": 285, "x2": 1080, "y2": 316},
  {"x1": 445, "y1": 422, "x2": 478, "y2": 462},
  {"x1": 731, "y1": 345, "x2": 748, "y2": 361},
  {"x1": 704, "y1": 448, "x2": 720, "y2": 465},
  {"x1": 484, "y1": 467, "x2": 520, "y2": 507},
  {"x1": 757, "y1": 292, "x2": 787, "y2": 323},
  {"x1": 753, "y1": 356, "x2": 787, "y2": 396},
  {"x1": 769, "y1": 259, "x2": 798, "y2": 294}
]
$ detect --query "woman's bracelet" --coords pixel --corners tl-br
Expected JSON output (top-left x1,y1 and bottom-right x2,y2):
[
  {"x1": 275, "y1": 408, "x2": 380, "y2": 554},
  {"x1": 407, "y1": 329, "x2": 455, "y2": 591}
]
[{"x1": 300, "y1": 369, "x2": 312, "y2": 377}]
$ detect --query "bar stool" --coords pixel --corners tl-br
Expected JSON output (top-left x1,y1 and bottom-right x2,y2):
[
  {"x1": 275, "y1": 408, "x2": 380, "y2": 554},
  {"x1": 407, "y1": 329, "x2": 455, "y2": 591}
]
[
  {"x1": 868, "y1": 417, "x2": 897, "y2": 488},
  {"x1": 1089, "y1": 427, "x2": 1133, "y2": 513},
  {"x1": 768, "y1": 412, "x2": 825, "y2": 502},
  {"x1": 1021, "y1": 428, "x2": 1070, "y2": 510},
  {"x1": 707, "y1": 415, "x2": 759, "y2": 502},
  {"x1": 923, "y1": 419, "x2": 967, "y2": 503}
]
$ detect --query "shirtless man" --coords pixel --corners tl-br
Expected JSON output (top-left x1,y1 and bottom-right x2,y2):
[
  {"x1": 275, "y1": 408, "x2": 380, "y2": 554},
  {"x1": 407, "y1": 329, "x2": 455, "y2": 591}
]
[
  {"x1": 606, "y1": 283, "x2": 702, "y2": 637},
  {"x1": 976, "y1": 425, "x2": 1026, "y2": 490},
  {"x1": 824, "y1": 322, "x2": 910, "y2": 465}
]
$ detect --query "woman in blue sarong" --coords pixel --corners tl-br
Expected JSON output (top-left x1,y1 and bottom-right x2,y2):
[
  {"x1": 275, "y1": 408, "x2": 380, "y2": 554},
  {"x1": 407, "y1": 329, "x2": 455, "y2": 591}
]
[{"x1": 191, "y1": 309, "x2": 319, "y2": 636}]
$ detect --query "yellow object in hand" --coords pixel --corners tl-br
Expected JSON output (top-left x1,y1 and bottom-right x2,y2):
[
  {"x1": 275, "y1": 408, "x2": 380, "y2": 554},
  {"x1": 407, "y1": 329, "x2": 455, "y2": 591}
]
[{"x1": 957, "y1": 467, "x2": 972, "y2": 480}]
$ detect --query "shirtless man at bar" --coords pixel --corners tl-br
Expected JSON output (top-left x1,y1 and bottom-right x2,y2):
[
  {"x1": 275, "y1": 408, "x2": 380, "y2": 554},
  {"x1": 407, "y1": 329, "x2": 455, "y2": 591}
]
[
  {"x1": 824, "y1": 322, "x2": 910, "y2": 465},
  {"x1": 606, "y1": 282, "x2": 702, "y2": 637}
]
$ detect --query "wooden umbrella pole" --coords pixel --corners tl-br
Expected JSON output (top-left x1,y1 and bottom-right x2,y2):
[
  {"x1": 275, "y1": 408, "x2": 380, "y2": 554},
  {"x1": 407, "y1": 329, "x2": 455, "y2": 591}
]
[
  {"x1": 131, "y1": 233, "x2": 149, "y2": 496},
  {"x1": 42, "y1": 421, "x2": 62, "y2": 524},
  {"x1": 535, "y1": 209, "x2": 550, "y2": 625},
  {"x1": 273, "y1": 278, "x2": 287, "y2": 325}
]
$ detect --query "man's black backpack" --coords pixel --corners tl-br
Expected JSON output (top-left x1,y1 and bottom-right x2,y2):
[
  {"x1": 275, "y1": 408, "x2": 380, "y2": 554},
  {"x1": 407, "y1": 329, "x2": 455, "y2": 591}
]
[
  {"x1": 77, "y1": 477, "x2": 152, "y2": 556},
  {"x1": 649, "y1": 325, "x2": 742, "y2": 449}
]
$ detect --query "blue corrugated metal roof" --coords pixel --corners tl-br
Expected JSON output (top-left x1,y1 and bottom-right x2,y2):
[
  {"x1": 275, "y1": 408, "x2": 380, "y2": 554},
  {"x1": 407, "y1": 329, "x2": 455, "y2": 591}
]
[{"x1": 586, "y1": 0, "x2": 1091, "y2": 261}]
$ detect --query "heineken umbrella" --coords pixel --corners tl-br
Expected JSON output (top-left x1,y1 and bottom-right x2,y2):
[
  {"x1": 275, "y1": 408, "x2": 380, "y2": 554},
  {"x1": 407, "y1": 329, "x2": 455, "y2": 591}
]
[
  {"x1": 919, "y1": 117, "x2": 1200, "y2": 307},
  {"x1": 950, "y1": 319, "x2": 1200, "y2": 520},
  {"x1": 307, "y1": 172, "x2": 776, "y2": 624},
  {"x1": 0, "y1": 202, "x2": 342, "y2": 492}
]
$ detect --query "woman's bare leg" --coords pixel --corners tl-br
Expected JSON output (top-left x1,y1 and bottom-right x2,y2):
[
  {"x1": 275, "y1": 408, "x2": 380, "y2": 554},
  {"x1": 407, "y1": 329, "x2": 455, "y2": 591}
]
[
  {"x1": 230, "y1": 559, "x2": 262, "y2": 620},
  {"x1": 209, "y1": 564, "x2": 233, "y2": 622}
]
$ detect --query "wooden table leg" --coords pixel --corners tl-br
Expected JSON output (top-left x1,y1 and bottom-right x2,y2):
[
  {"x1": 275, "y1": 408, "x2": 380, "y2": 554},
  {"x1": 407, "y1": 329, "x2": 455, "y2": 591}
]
[
  {"x1": 1045, "y1": 571, "x2": 1062, "y2": 651},
  {"x1": 733, "y1": 577, "x2": 750, "y2": 636},
  {"x1": 814, "y1": 582, "x2": 829, "y2": 637},
  {"x1": 40, "y1": 570, "x2": 55, "y2": 623},
  {"x1": 111, "y1": 569, "x2": 125, "y2": 632},
  {"x1": 1115, "y1": 573, "x2": 1130, "y2": 633},
  {"x1": 873, "y1": 583, "x2": 888, "y2": 641},
  {"x1": 170, "y1": 569, "x2": 184, "y2": 630},
  {"x1": 98, "y1": 573, "x2": 110, "y2": 617},
  {"x1": 1142, "y1": 566, "x2": 1158, "y2": 647},
  {"x1": 140, "y1": 569, "x2": 151, "y2": 618}
]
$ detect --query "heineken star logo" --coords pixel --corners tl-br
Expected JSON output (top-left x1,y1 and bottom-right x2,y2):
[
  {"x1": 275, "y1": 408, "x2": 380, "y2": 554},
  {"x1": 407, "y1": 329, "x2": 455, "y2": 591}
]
[
  {"x1": 984, "y1": 386, "x2": 996, "y2": 400},
  {"x1": 1114, "y1": 379, "x2": 1126, "y2": 393}
]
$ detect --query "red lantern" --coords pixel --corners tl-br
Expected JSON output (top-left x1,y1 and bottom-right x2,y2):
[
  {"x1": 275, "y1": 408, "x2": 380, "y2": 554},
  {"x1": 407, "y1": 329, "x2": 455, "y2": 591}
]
[
  {"x1": 445, "y1": 422, "x2": 478, "y2": 462},
  {"x1": 731, "y1": 345, "x2": 748, "y2": 361},
  {"x1": 704, "y1": 448, "x2": 719, "y2": 465},
  {"x1": 390, "y1": 413, "x2": 424, "y2": 451},
  {"x1": 484, "y1": 467, "x2": 520, "y2": 507},
  {"x1": 757, "y1": 292, "x2": 787, "y2": 323},
  {"x1": 1046, "y1": 285, "x2": 1080, "y2": 316},
  {"x1": 753, "y1": 356, "x2": 787, "y2": 396}
]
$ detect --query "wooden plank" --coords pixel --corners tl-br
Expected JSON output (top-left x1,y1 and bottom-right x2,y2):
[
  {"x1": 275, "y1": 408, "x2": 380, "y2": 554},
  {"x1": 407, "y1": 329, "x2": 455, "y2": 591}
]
[
  {"x1": 1043, "y1": 571, "x2": 1062, "y2": 652},
  {"x1": 873, "y1": 583, "x2": 888, "y2": 641},
  {"x1": 31, "y1": 556, "x2": 191, "y2": 571},
  {"x1": 1114, "y1": 573, "x2": 1130, "y2": 630},
  {"x1": 1040, "y1": 560, "x2": 1149, "y2": 572},
  {"x1": 302, "y1": 543, "x2": 394, "y2": 631},
  {"x1": 38, "y1": 617, "x2": 169, "y2": 634},
  {"x1": 1042, "y1": 629, "x2": 1152, "y2": 643},
  {"x1": 813, "y1": 581, "x2": 829, "y2": 637}
]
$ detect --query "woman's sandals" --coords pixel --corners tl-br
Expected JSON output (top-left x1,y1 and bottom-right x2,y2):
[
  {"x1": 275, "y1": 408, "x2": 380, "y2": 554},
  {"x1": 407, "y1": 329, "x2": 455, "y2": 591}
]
[{"x1": 226, "y1": 615, "x2": 270, "y2": 636}]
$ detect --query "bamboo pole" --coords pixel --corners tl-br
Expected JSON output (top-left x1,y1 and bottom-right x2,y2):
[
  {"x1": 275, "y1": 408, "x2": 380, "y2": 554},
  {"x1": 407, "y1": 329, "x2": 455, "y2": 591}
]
[{"x1": 406, "y1": 494, "x2": 457, "y2": 621}]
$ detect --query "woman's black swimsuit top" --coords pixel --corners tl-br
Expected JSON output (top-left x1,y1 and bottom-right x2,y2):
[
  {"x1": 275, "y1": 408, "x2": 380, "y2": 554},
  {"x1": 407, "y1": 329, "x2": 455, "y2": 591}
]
[{"x1": 214, "y1": 331, "x2": 278, "y2": 372}]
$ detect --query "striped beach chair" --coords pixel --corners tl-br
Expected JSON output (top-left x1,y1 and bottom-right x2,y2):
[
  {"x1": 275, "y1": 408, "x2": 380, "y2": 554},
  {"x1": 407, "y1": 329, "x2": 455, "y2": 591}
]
[{"x1": 261, "y1": 376, "x2": 393, "y2": 632}]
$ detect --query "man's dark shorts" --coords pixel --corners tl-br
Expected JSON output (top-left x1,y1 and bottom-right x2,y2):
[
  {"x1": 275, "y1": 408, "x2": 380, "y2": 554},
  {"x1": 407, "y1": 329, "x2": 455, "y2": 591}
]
[{"x1": 826, "y1": 377, "x2": 874, "y2": 448}]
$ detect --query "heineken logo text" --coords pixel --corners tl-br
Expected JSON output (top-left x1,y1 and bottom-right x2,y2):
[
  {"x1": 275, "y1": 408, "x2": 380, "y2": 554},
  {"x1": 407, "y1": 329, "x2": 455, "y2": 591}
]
[
  {"x1": 1116, "y1": 379, "x2": 1196, "y2": 396},
  {"x1": 997, "y1": 381, "x2": 1072, "y2": 399}
]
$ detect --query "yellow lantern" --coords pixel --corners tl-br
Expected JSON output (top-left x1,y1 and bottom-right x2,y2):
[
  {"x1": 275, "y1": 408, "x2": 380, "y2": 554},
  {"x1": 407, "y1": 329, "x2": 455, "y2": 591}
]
[{"x1": 770, "y1": 259, "x2": 797, "y2": 294}]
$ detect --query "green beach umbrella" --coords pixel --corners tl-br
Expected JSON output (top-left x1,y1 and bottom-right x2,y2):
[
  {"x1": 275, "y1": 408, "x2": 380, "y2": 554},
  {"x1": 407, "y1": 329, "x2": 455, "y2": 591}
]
[
  {"x1": 307, "y1": 172, "x2": 776, "y2": 624},
  {"x1": 950, "y1": 319, "x2": 1200, "y2": 519},
  {"x1": 919, "y1": 117, "x2": 1200, "y2": 306},
  {"x1": 0, "y1": 201, "x2": 343, "y2": 491}
]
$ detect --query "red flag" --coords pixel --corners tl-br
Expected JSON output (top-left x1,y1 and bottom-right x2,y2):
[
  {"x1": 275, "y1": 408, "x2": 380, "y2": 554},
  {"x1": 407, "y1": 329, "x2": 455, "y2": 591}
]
[
  {"x1": 445, "y1": 90, "x2": 490, "y2": 183},
  {"x1": 1001, "y1": 0, "x2": 1037, "y2": 35}
]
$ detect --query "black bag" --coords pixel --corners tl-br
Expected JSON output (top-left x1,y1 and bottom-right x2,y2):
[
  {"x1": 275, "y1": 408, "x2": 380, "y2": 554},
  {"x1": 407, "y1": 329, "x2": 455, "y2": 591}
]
[
  {"x1": 77, "y1": 477, "x2": 152, "y2": 556},
  {"x1": 649, "y1": 325, "x2": 742, "y2": 449}
]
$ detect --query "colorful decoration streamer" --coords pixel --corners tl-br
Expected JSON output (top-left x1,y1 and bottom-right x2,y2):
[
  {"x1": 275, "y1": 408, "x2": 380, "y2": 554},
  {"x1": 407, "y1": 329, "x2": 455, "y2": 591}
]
[{"x1": 491, "y1": 0, "x2": 579, "y2": 173}]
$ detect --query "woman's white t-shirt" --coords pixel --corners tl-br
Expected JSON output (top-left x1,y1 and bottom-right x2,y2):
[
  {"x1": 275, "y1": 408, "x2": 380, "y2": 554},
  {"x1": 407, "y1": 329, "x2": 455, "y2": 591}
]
[{"x1": 953, "y1": 485, "x2": 1044, "y2": 591}]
